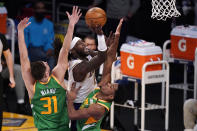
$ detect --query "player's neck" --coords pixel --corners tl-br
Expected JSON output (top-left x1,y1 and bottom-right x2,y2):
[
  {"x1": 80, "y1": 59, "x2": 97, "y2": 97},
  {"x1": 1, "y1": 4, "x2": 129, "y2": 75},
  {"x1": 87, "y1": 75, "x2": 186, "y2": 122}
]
[
  {"x1": 40, "y1": 76, "x2": 49, "y2": 83},
  {"x1": 96, "y1": 92, "x2": 107, "y2": 101}
]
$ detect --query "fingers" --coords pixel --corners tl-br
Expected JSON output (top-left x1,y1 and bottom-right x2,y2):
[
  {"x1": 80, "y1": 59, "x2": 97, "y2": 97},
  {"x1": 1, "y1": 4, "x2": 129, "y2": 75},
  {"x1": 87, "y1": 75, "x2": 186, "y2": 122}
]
[
  {"x1": 23, "y1": 17, "x2": 29, "y2": 24},
  {"x1": 77, "y1": 8, "x2": 81, "y2": 16},
  {"x1": 9, "y1": 83, "x2": 15, "y2": 88},
  {"x1": 72, "y1": 6, "x2": 81, "y2": 16},
  {"x1": 72, "y1": 6, "x2": 76, "y2": 15},
  {"x1": 78, "y1": 13, "x2": 82, "y2": 18},
  {"x1": 108, "y1": 31, "x2": 113, "y2": 39},
  {"x1": 92, "y1": 25, "x2": 103, "y2": 34},
  {"x1": 68, "y1": 6, "x2": 82, "y2": 22},
  {"x1": 18, "y1": 17, "x2": 31, "y2": 29},
  {"x1": 66, "y1": 11, "x2": 70, "y2": 18},
  {"x1": 25, "y1": 22, "x2": 31, "y2": 28},
  {"x1": 75, "y1": 6, "x2": 78, "y2": 15},
  {"x1": 115, "y1": 18, "x2": 123, "y2": 34},
  {"x1": 76, "y1": 86, "x2": 81, "y2": 93},
  {"x1": 71, "y1": 82, "x2": 76, "y2": 91},
  {"x1": 70, "y1": 82, "x2": 81, "y2": 92}
]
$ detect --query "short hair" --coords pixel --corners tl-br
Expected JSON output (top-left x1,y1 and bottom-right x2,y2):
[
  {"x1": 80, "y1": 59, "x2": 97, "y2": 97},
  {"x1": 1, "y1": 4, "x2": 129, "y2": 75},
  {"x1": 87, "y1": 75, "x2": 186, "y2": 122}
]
[
  {"x1": 84, "y1": 35, "x2": 95, "y2": 40},
  {"x1": 31, "y1": 61, "x2": 46, "y2": 81},
  {"x1": 84, "y1": 35, "x2": 97, "y2": 46}
]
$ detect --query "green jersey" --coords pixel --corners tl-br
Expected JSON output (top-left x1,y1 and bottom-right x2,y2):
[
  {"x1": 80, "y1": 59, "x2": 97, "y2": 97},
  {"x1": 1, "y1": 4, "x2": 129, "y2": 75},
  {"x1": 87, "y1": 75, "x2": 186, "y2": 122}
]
[
  {"x1": 31, "y1": 75, "x2": 69, "y2": 131},
  {"x1": 77, "y1": 88, "x2": 112, "y2": 131}
]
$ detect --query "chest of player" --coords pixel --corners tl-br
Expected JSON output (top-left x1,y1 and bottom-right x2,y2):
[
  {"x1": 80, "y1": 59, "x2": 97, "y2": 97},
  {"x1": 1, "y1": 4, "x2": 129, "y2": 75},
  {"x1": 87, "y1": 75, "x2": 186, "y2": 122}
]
[{"x1": 81, "y1": 97, "x2": 96, "y2": 109}]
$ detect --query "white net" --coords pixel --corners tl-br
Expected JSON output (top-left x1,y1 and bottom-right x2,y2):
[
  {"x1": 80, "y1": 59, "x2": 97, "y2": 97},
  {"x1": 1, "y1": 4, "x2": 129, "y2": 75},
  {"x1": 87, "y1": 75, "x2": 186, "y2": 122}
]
[{"x1": 151, "y1": 0, "x2": 181, "y2": 21}]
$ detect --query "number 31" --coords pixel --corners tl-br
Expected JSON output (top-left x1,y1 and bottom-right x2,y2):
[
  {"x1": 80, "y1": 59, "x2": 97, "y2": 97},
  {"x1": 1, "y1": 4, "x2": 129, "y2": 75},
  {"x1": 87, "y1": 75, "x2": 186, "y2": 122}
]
[{"x1": 40, "y1": 96, "x2": 57, "y2": 114}]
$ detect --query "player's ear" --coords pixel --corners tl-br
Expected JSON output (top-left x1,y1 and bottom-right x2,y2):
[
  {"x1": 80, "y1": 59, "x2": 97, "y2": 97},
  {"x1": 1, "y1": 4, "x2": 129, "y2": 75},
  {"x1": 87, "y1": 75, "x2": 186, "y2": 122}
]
[
  {"x1": 108, "y1": 95, "x2": 114, "y2": 100},
  {"x1": 44, "y1": 71, "x2": 49, "y2": 78},
  {"x1": 70, "y1": 49, "x2": 75, "y2": 54},
  {"x1": 113, "y1": 83, "x2": 118, "y2": 91}
]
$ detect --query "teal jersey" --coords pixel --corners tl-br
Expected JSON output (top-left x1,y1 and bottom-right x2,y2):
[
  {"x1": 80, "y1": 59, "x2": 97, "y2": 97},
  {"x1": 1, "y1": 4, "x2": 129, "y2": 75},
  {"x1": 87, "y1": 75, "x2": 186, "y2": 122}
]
[
  {"x1": 77, "y1": 88, "x2": 112, "y2": 131},
  {"x1": 31, "y1": 75, "x2": 69, "y2": 131}
]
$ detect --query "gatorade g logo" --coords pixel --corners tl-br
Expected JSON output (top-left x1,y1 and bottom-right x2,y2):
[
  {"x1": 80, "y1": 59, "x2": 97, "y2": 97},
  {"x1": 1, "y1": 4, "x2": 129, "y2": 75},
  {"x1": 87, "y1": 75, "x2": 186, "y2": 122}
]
[
  {"x1": 178, "y1": 38, "x2": 186, "y2": 52},
  {"x1": 127, "y1": 55, "x2": 134, "y2": 69}
]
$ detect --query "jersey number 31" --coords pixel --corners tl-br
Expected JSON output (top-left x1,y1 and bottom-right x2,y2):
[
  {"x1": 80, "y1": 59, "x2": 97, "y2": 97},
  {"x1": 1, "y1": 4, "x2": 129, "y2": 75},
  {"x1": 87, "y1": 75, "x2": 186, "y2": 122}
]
[{"x1": 40, "y1": 96, "x2": 57, "y2": 114}]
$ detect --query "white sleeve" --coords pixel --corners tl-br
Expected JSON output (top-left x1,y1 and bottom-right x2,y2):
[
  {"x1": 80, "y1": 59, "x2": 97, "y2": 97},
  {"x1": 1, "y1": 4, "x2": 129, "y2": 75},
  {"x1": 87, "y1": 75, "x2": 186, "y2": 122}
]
[{"x1": 97, "y1": 35, "x2": 107, "y2": 51}]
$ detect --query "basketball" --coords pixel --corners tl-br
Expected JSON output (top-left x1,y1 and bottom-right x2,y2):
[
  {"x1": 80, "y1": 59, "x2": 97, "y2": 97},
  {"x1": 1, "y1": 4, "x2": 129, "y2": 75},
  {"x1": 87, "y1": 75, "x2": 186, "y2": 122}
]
[{"x1": 85, "y1": 7, "x2": 107, "y2": 27}]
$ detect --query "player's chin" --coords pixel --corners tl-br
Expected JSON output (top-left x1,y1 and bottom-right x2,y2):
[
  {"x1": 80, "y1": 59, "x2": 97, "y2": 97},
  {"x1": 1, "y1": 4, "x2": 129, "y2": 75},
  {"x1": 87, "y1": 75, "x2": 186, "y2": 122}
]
[{"x1": 84, "y1": 48, "x2": 90, "y2": 55}]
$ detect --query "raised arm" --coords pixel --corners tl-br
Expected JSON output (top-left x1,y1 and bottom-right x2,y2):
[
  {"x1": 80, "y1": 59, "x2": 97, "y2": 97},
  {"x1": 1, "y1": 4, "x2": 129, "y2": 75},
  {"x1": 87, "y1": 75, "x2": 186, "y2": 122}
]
[
  {"x1": 17, "y1": 18, "x2": 35, "y2": 99},
  {"x1": 72, "y1": 26, "x2": 107, "y2": 82},
  {"x1": 52, "y1": 6, "x2": 82, "y2": 84},
  {"x1": 98, "y1": 18, "x2": 123, "y2": 86}
]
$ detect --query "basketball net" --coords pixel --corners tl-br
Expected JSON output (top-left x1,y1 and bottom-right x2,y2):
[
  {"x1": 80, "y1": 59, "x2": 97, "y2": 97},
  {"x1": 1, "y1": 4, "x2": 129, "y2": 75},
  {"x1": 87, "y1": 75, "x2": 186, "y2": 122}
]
[{"x1": 151, "y1": 0, "x2": 181, "y2": 21}]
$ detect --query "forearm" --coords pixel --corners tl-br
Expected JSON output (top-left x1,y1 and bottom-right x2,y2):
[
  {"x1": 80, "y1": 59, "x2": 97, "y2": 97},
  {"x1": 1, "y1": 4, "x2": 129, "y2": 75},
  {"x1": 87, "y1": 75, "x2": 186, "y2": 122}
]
[
  {"x1": 5, "y1": 53, "x2": 14, "y2": 79},
  {"x1": 73, "y1": 50, "x2": 106, "y2": 82},
  {"x1": 58, "y1": 23, "x2": 75, "y2": 64},
  {"x1": 97, "y1": 35, "x2": 107, "y2": 52},
  {"x1": 85, "y1": 50, "x2": 107, "y2": 72},
  {"x1": 67, "y1": 100, "x2": 78, "y2": 120},
  {"x1": 18, "y1": 30, "x2": 30, "y2": 66},
  {"x1": 63, "y1": 23, "x2": 75, "y2": 51},
  {"x1": 108, "y1": 34, "x2": 120, "y2": 60},
  {"x1": 100, "y1": 34, "x2": 120, "y2": 84}
]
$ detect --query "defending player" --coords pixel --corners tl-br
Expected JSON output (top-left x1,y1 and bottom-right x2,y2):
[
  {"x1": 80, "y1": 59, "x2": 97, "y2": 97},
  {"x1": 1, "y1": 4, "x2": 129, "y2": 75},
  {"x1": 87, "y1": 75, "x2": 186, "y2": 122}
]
[
  {"x1": 67, "y1": 18, "x2": 123, "y2": 131},
  {"x1": 17, "y1": 6, "x2": 81, "y2": 131}
]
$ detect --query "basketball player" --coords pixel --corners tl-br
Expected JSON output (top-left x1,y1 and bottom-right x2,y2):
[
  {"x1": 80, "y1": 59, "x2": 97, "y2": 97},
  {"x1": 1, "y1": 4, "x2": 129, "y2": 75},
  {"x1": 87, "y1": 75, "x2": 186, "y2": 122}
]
[
  {"x1": 67, "y1": 18, "x2": 123, "y2": 131},
  {"x1": 17, "y1": 6, "x2": 81, "y2": 131},
  {"x1": 68, "y1": 20, "x2": 108, "y2": 130}
]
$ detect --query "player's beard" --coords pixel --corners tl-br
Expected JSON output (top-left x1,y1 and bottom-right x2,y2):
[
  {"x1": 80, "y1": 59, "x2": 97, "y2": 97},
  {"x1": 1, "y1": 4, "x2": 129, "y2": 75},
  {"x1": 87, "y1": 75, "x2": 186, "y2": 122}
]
[{"x1": 77, "y1": 49, "x2": 88, "y2": 58}]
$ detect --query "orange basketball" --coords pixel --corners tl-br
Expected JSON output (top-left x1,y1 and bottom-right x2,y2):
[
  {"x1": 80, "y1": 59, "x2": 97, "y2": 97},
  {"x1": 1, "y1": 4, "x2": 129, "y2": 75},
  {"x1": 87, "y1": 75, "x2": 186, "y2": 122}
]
[{"x1": 85, "y1": 7, "x2": 107, "y2": 27}]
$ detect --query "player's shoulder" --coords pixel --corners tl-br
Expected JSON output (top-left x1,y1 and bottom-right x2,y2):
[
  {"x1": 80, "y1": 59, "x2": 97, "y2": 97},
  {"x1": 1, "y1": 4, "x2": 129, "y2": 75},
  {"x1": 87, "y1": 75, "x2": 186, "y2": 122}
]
[{"x1": 69, "y1": 59, "x2": 82, "y2": 66}]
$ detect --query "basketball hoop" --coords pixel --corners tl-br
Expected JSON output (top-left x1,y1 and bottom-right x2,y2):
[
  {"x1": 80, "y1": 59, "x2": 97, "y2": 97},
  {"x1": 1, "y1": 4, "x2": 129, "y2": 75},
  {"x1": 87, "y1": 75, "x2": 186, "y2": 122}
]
[{"x1": 151, "y1": 0, "x2": 181, "y2": 21}]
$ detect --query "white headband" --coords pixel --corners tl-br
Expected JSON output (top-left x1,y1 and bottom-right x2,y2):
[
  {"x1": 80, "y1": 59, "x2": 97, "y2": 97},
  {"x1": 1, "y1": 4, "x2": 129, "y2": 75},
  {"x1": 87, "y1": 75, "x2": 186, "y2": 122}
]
[{"x1": 70, "y1": 37, "x2": 81, "y2": 50}]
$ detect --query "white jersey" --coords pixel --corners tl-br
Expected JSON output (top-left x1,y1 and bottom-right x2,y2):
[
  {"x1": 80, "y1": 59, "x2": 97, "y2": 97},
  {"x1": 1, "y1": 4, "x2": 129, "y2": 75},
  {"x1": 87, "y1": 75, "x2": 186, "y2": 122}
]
[{"x1": 68, "y1": 56, "x2": 97, "y2": 103}]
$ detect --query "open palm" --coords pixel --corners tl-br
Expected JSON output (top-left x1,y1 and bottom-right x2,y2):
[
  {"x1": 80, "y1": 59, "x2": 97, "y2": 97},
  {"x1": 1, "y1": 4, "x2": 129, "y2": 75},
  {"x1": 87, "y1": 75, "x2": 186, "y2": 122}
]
[
  {"x1": 17, "y1": 17, "x2": 31, "y2": 31},
  {"x1": 66, "y1": 6, "x2": 82, "y2": 25}
]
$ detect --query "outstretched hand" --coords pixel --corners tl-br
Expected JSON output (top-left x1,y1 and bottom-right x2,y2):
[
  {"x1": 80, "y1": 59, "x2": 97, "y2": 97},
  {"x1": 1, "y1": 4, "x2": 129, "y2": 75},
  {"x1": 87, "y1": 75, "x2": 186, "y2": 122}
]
[
  {"x1": 67, "y1": 82, "x2": 81, "y2": 102},
  {"x1": 66, "y1": 6, "x2": 82, "y2": 25},
  {"x1": 106, "y1": 18, "x2": 123, "y2": 47},
  {"x1": 115, "y1": 18, "x2": 123, "y2": 36},
  {"x1": 90, "y1": 25, "x2": 103, "y2": 35},
  {"x1": 17, "y1": 18, "x2": 31, "y2": 31}
]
